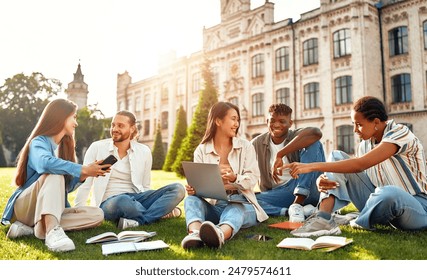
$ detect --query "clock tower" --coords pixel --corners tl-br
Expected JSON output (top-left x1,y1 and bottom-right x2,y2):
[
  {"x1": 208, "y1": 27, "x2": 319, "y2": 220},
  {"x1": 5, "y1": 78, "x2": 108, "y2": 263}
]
[{"x1": 66, "y1": 63, "x2": 88, "y2": 109}]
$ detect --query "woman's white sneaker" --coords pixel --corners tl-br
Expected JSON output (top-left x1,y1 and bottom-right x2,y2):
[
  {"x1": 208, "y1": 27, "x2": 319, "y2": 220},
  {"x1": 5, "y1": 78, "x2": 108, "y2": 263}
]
[
  {"x1": 6, "y1": 221, "x2": 34, "y2": 239},
  {"x1": 45, "y1": 226, "x2": 75, "y2": 252}
]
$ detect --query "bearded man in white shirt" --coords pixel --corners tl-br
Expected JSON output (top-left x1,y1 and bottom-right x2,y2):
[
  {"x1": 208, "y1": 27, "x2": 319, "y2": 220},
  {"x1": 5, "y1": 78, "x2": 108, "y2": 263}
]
[{"x1": 75, "y1": 110, "x2": 185, "y2": 229}]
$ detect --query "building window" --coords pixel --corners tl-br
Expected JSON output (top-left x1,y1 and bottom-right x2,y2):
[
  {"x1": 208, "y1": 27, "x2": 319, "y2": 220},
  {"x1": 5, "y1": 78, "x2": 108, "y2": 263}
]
[
  {"x1": 337, "y1": 125, "x2": 354, "y2": 154},
  {"x1": 251, "y1": 54, "x2": 264, "y2": 78},
  {"x1": 144, "y1": 94, "x2": 150, "y2": 110},
  {"x1": 391, "y1": 73, "x2": 411, "y2": 103},
  {"x1": 161, "y1": 84, "x2": 168, "y2": 100},
  {"x1": 303, "y1": 38, "x2": 318, "y2": 66},
  {"x1": 389, "y1": 26, "x2": 408, "y2": 56},
  {"x1": 275, "y1": 47, "x2": 289, "y2": 72},
  {"x1": 176, "y1": 79, "x2": 184, "y2": 96},
  {"x1": 252, "y1": 92, "x2": 264, "y2": 117},
  {"x1": 135, "y1": 96, "x2": 141, "y2": 112},
  {"x1": 143, "y1": 120, "x2": 150, "y2": 136},
  {"x1": 335, "y1": 76, "x2": 352, "y2": 105},
  {"x1": 229, "y1": 97, "x2": 238, "y2": 106},
  {"x1": 192, "y1": 72, "x2": 201, "y2": 93},
  {"x1": 333, "y1": 29, "x2": 351, "y2": 58},
  {"x1": 424, "y1": 21, "x2": 427, "y2": 49},
  {"x1": 276, "y1": 88, "x2": 290, "y2": 105},
  {"x1": 161, "y1": 111, "x2": 168, "y2": 129},
  {"x1": 304, "y1": 82, "x2": 319, "y2": 109}
]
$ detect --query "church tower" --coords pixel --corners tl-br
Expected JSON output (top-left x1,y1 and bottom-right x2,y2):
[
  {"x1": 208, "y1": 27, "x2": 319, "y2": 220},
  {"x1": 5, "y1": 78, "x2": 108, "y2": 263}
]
[{"x1": 66, "y1": 63, "x2": 88, "y2": 109}]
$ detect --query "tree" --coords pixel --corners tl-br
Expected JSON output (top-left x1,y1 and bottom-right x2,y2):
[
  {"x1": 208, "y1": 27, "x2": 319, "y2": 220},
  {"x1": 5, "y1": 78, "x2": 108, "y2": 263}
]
[
  {"x1": 152, "y1": 123, "x2": 165, "y2": 170},
  {"x1": 0, "y1": 130, "x2": 7, "y2": 167},
  {"x1": 0, "y1": 72, "x2": 61, "y2": 160},
  {"x1": 172, "y1": 56, "x2": 218, "y2": 177},
  {"x1": 75, "y1": 105, "x2": 107, "y2": 163},
  {"x1": 163, "y1": 105, "x2": 187, "y2": 171}
]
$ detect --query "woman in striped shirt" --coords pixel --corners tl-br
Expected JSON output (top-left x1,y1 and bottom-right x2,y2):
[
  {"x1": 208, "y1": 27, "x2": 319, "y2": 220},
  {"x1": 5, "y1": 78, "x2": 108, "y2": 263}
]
[{"x1": 280, "y1": 96, "x2": 427, "y2": 237}]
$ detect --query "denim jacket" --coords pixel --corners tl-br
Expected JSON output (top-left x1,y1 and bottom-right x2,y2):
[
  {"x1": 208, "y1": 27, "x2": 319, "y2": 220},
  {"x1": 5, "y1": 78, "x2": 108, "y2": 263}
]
[{"x1": 1, "y1": 135, "x2": 82, "y2": 225}]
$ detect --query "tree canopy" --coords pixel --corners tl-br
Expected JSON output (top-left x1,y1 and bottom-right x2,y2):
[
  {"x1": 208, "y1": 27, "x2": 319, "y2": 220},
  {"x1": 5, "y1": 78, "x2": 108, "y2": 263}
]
[
  {"x1": 0, "y1": 72, "x2": 61, "y2": 161},
  {"x1": 163, "y1": 105, "x2": 187, "y2": 171}
]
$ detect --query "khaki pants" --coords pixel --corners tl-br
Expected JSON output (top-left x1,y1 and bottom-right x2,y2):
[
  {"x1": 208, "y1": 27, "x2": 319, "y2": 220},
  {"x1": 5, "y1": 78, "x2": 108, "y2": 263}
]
[{"x1": 13, "y1": 174, "x2": 104, "y2": 239}]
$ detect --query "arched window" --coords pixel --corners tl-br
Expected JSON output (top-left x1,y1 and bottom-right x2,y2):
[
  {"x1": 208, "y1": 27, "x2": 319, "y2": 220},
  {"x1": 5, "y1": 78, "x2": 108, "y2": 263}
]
[
  {"x1": 391, "y1": 73, "x2": 411, "y2": 103},
  {"x1": 304, "y1": 82, "x2": 319, "y2": 109},
  {"x1": 333, "y1": 28, "x2": 351, "y2": 58},
  {"x1": 389, "y1": 26, "x2": 408, "y2": 56},
  {"x1": 252, "y1": 92, "x2": 264, "y2": 117},
  {"x1": 275, "y1": 47, "x2": 289, "y2": 72},
  {"x1": 335, "y1": 76, "x2": 352, "y2": 105},
  {"x1": 303, "y1": 38, "x2": 318, "y2": 66},
  {"x1": 337, "y1": 125, "x2": 354, "y2": 154}
]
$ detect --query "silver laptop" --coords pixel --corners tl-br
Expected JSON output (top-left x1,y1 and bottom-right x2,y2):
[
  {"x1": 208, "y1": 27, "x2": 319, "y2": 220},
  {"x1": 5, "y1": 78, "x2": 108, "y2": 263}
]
[{"x1": 181, "y1": 161, "x2": 248, "y2": 204}]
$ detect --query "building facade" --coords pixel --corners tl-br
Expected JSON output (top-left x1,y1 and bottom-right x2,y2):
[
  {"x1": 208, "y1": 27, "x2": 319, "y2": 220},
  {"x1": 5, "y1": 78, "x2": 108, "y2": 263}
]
[{"x1": 116, "y1": 0, "x2": 427, "y2": 157}]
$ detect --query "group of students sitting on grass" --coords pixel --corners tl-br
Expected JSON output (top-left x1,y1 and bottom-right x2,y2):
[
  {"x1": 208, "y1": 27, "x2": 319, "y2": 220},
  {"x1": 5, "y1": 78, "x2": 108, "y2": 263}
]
[{"x1": 2, "y1": 96, "x2": 427, "y2": 252}]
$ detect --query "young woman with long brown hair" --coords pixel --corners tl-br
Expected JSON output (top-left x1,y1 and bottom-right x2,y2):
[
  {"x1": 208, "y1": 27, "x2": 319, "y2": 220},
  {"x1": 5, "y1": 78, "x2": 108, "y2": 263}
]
[
  {"x1": 181, "y1": 101, "x2": 268, "y2": 249},
  {"x1": 2, "y1": 98, "x2": 108, "y2": 252}
]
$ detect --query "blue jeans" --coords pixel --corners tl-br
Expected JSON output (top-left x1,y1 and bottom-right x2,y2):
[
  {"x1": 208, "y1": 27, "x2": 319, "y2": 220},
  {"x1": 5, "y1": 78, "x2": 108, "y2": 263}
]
[
  {"x1": 184, "y1": 194, "x2": 258, "y2": 238},
  {"x1": 325, "y1": 150, "x2": 427, "y2": 230},
  {"x1": 256, "y1": 141, "x2": 325, "y2": 216},
  {"x1": 100, "y1": 183, "x2": 185, "y2": 225}
]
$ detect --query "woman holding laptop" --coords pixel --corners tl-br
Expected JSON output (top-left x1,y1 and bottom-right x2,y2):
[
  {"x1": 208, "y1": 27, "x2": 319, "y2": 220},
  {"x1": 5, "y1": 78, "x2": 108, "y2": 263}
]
[{"x1": 181, "y1": 101, "x2": 268, "y2": 249}]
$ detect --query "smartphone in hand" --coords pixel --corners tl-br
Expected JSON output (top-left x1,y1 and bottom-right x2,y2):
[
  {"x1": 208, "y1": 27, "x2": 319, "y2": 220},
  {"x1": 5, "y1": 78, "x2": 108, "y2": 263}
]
[{"x1": 100, "y1": 155, "x2": 118, "y2": 170}]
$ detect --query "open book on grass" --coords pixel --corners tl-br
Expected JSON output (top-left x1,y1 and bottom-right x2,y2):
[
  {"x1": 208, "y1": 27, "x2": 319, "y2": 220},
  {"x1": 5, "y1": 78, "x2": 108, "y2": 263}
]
[
  {"x1": 277, "y1": 236, "x2": 353, "y2": 252},
  {"x1": 102, "y1": 240, "x2": 169, "y2": 255},
  {"x1": 86, "y1": 230, "x2": 156, "y2": 244}
]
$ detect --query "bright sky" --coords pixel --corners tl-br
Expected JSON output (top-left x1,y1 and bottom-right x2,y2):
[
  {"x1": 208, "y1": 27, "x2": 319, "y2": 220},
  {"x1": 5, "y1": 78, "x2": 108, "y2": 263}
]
[{"x1": 0, "y1": 0, "x2": 320, "y2": 117}]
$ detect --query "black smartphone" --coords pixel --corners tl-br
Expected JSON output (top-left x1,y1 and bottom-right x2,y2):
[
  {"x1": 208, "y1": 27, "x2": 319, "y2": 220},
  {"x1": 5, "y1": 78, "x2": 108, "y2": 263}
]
[{"x1": 100, "y1": 155, "x2": 118, "y2": 170}]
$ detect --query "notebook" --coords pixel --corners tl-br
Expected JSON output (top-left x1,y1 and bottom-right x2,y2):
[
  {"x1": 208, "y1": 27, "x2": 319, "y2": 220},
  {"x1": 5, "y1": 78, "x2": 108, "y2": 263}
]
[{"x1": 181, "y1": 161, "x2": 248, "y2": 203}]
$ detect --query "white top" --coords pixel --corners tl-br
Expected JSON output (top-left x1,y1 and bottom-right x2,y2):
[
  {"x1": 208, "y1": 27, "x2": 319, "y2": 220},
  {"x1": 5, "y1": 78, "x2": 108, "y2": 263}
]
[
  {"x1": 102, "y1": 154, "x2": 138, "y2": 202},
  {"x1": 357, "y1": 120, "x2": 427, "y2": 195},
  {"x1": 74, "y1": 138, "x2": 152, "y2": 207},
  {"x1": 269, "y1": 138, "x2": 292, "y2": 187}
]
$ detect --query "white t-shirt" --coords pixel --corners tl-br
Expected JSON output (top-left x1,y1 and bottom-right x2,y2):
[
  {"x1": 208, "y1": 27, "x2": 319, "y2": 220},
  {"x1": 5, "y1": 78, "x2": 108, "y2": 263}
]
[
  {"x1": 102, "y1": 154, "x2": 138, "y2": 201},
  {"x1": 269, "y1": 138, "x2": 293, "y2": 187}
]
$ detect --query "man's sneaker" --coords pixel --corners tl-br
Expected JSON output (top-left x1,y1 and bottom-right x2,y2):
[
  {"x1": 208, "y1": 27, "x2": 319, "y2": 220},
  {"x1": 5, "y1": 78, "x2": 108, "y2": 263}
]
[
  {"x1": 181, "y1": 230, "x2": 204, "y2": 249},
  {"x1": 199, "y1": 221, "x2": 225, "y2": 249},
  {"x1": 333, "y1": 212, "x2": 360, "y2": 225},
  {"x1": 45, "y1": 226, "x2": 75, "y2": 252},
  {"x1": 349, "y1": 219, "x2": 375, "y2": 231},
  {"x1": 288, "y1": 204, "x2": 305, "y2": 222},
  {"x1": 6, "y1": 221, "x2": 34, "y2": 239},
  {"x1": 303, "y1": 204, "x2": 317, "y2": 217},
  {"x1": 290, "y1": 214, "x2": 341, "y2": 237},
  {"x1": 118, "y1": 218, "x2": 139, "y2": 230},
  {"x1": 162, "y1": 207, "x2": 182, "y2": 219}
]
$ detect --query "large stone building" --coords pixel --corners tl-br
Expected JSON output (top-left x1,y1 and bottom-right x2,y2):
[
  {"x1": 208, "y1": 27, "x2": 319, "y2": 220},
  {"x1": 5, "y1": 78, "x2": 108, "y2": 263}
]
[{"x1": 116, "y1": 0, "x2": 427, "y2": 157}]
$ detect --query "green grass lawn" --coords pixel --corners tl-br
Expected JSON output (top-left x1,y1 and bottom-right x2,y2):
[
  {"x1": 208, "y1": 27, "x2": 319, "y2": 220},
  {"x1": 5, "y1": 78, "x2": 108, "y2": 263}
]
[{"x1": 1, "y1": 167, "x2": 426, "y2": 260}]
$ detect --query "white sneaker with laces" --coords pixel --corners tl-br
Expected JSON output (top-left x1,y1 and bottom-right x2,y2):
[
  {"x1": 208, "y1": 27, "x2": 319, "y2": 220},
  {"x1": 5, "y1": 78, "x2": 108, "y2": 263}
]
[
  {"x1": 118, "y1": 218, "x2": 139, "y2": 230},
  {"x1": 45, "y1": 226, "x2": 75, "y2": 252},
  {"x1": 288, "y1": 204, "x2": 305, "y2": 222},
  {"x1": 181, "y1": 230, "x2": 204, "y2": 249},
  {"x1": 6, "y1": 221, "x2": 34, "y2": 239}
]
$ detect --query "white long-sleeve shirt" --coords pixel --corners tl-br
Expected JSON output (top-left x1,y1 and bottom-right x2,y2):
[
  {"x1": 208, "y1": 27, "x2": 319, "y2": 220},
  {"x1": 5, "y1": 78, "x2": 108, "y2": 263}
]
[{"x1": 74, "y1": 138, "x2": 152, "y2": 207}]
